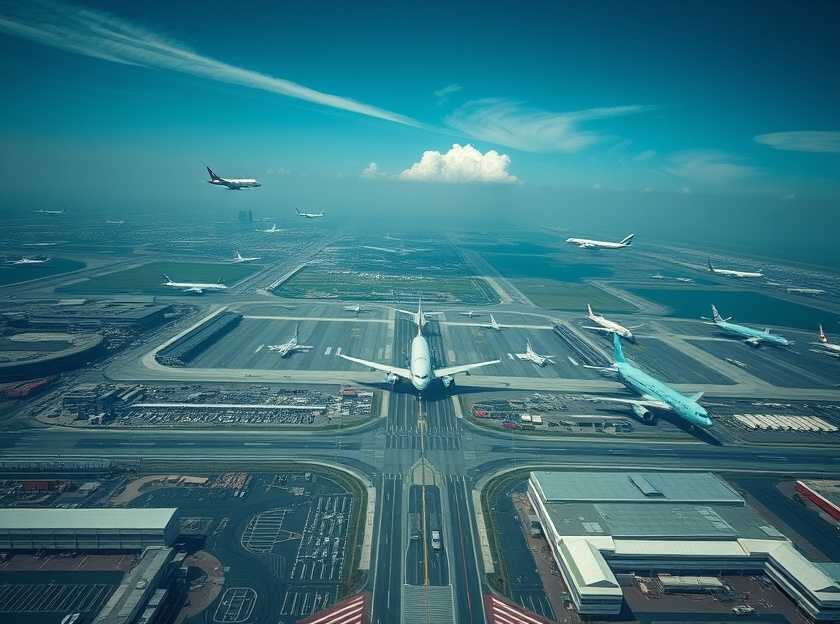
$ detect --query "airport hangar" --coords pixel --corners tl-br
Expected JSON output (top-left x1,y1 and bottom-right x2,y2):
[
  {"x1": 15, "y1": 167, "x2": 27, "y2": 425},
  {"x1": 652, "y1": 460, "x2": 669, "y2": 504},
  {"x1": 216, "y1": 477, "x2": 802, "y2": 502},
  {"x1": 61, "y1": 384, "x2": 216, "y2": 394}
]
[{"x1": 527, "y1": 471, "x2": 840, "y2": 621}]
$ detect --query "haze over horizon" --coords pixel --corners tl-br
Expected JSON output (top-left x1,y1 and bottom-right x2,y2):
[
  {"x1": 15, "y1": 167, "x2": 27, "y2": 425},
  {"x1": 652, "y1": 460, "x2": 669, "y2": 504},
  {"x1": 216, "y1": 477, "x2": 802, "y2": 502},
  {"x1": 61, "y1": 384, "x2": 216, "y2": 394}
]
[{"x1": 1, "y1": 0, "x2": 839, "y2": 265}]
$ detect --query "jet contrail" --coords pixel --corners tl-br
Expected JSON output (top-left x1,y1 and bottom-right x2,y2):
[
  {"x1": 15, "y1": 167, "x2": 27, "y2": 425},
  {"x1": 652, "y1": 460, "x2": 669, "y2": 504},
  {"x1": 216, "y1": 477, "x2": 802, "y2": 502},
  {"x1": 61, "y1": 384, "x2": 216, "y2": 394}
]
[{"x1": 0, "y1": 0, "x2": 421, "y2": 127}]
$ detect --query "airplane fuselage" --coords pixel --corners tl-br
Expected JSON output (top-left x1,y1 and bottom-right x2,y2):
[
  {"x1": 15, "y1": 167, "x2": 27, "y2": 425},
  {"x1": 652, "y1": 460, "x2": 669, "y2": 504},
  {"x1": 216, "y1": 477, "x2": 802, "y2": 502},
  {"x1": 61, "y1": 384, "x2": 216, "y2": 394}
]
[
  {"x1": 713, "y1": 320, "x2": 790, "y2": 347},
  {"x1": 588, "y1": 313, "x2": 635, "y2": 340},
  {"x1": 409, "y1": 334, "x2": 432, "y2": 391},
  {"x1": 617, "y1": 362, "x2": 712, "y2": 428},
  {"x1": 164, "y1": 281, "x2": 226, "y2": 292},
  {"x1": 566, "y1": 238, "x2": 628, "y2": 250},
  {"x1": 209, "y1": 178, "x2": 260, "y2": 190}
]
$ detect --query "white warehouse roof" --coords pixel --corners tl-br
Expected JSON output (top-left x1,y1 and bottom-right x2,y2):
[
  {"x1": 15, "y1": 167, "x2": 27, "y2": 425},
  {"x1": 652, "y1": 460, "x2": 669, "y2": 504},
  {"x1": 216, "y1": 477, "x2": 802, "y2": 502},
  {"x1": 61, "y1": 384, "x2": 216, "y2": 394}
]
[{"x1": 0, "y1": 508, "x2": 177, "y2": 531}]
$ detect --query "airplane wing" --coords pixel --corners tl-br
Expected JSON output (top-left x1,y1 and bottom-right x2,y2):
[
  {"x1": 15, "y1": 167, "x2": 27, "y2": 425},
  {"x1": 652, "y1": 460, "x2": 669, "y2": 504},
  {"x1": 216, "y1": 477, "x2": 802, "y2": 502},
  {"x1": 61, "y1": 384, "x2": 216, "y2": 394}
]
[
  {"x1": 424, "y1": 312, "x2": 444, "y2": 317},
  {"x1": 395, "y1": 308, "x2": 416, "y2": 318},
  {"x1": 590, "y1": 396, "x2": 673, "y2": 411},
  {"x1": 582, "y1": 326, "x2": 613, "y2": 332},
  {"x1": 434, "y1": 359, "x2": 500, "y2": 378},
  {"x1": 745, "y1": 337, "x2": 764, "y2": 345},
  {"x1": 183, "y1": 287, "x2": 204, "y2": 294},
  {"x1": 338, "y1": 354, "x2": 411, "y2": 379},
  {"x1": 514, "y1": 353, "x2": 528, "y2": 360}
]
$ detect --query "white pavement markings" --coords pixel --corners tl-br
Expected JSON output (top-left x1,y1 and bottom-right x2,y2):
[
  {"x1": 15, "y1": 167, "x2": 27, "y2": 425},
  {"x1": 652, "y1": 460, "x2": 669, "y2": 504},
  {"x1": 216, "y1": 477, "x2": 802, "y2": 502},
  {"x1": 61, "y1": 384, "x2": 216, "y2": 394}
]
[
  {"x1": 324, "y1": 346, "x2": 332, "y2": 356},
  {"x1": 507, "y1": 353, "x2": 514, "y2": 360},
  {"x1": 245, "y1": 315, "x2": 390, "y2": 323},
  {"x1": 442, "y1": 321, "x2": 553, "y2": 329},
  {"x1": 335, "y1": 347, "x2": 342, "y2": 356},
  {"x1": 254, "y1": 344, "x2": 264, "y2": 353},
  {"x1": 568, "y1": 356, "x2": 579, "y2": 366}
]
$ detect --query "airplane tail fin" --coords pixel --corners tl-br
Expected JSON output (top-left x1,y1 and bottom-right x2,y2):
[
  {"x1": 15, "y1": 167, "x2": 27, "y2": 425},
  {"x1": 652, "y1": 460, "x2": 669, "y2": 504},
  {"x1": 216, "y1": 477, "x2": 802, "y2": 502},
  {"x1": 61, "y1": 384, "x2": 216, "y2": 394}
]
[
  {"x1": 708, "y1": 258, "x2": 714, "y2": 272},
  {"x1": 819, "y1": 324, "x2": 828, "y2": 343},
  {"x1": 163, "y1": 274, "x2": 172, "y2": 282},
  {"x1": 586, "y1": 304, "x2": 594, "y2": 317},
  {"x1": 619, "y1": 234, "x2": 634, "y2": 246},
  {"x1": 711, "y1": 305, "x2": 723, "y2": 322},
  {"x1": 613, "y1": 333, "x2": 625, "y2": 363},
  {"x1": 207, "y1": 166, "x2": 220, "y2": 181}
]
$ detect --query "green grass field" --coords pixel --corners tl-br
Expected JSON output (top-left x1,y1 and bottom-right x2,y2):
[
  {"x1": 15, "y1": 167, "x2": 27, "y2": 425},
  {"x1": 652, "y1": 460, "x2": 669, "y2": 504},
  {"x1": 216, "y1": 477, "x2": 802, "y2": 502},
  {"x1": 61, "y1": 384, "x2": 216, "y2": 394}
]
[
  {"x1": 57, "y1": 261, "x2": 260, "y2": 295},
  {"x1": 276, "y1": 267, "x2": 499, "y2": 304},
  {"x1": 0, "y1": 258, "x2": 86, "y2": 286},
  {"x1": 514, "y1": 278, "x2": 637, "y2": 312}
]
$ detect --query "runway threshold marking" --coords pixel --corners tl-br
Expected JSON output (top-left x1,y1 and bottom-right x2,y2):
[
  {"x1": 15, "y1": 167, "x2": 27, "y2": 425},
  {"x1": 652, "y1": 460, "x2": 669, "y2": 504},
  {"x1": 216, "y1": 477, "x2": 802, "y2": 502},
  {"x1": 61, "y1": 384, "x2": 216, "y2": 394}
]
[
  {"x1": 324, "y1": 346, "x2": 332, "y2": 356},
  {"x1": 335, "y1": 347, "x2": 342, "y2": 356}
]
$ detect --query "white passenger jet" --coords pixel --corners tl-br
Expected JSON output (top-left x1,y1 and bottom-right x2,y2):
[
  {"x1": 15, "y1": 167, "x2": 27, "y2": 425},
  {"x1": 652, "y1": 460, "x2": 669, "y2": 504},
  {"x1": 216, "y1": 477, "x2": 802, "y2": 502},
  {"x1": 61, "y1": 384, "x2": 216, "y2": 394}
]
[
  {"x1": 35, "y1": 209, "x2": 65, "y2": 215},
  {"x1": 4, "y1": 256, "x2": 50, "y2": 265},
  {"x1": 231, "y1": 250, "x2": 260, "y2": 263},
  {"x1": 707, "y1": 259, "x2": 762, "y2": 279},
  {"x1": 515, "y1": 340, "x2": 554, "y2": 367},
  {"x1": 479, "y1": 314, "x2": 502, "y2": 331},
  {"x1": 258, "y1": 224, "x2": 281, "y2": 233},
  {"x1": 267, "y1": 325, "x2": 313, "y2": 357},
  {"x1": 340, "y1": 301, "x2": 500, "y2": 392},
  {"x1": 583, "y1": 305, "x2": 642, "y2": 342},
  {"x1": 812, "y1": 325, "x2": 840, "y2": 358},
  {"x1": 343, "y1": 305, "x2": 370, "y2": 314},
  {"x1": 297, "y1": 209, "x2": 325, "y2": 219},
  {"x1": 162, "y1": 275, "x2": 227, "y2": 294},
  {"x1": 566, "y1": 234, "x2": 634, "y2": 250},
  {"x1": 206, "y1": 166, "x2": 261, "y2": 190}
]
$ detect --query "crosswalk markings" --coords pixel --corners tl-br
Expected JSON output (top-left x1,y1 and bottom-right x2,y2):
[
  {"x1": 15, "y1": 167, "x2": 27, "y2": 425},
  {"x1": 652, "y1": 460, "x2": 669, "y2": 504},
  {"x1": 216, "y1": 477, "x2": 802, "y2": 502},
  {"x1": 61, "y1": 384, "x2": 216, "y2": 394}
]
[
  {"x1": 335, "y1": 347, "x2": 342, "y2": 356},
  {"x1": 324, "y1": 346, "x2": 332, "y2": 356}
]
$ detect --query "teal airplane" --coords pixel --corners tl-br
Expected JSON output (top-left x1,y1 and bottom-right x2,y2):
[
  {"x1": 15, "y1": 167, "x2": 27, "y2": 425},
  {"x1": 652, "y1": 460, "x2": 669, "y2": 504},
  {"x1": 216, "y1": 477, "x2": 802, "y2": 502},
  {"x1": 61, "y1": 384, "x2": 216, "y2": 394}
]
[
  {"x1": 587, "y1": 334, "x2": 712, "y2": 428},
  {"x1": 702, "y1": 305, "x2": 791, "y2": 347}
]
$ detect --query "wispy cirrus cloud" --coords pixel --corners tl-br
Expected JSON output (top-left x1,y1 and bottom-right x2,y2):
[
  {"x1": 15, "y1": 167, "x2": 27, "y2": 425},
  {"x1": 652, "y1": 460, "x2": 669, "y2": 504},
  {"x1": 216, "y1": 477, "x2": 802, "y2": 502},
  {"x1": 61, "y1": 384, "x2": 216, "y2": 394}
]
[
  {"x1": 445, "y1": 99, "x2": 655, "y2": 152},
  {"x1": 754, "y1": 131, "x2": 840, "y2": 153},
  {"x1": 0, "y1": 0, "x2": 420, "y2": 127},
  {"x1": 664, "y1": 150, "x2": 759, "y2": 183},
  {"x1": 433, "y1": 83, "x2": 462, "y2": 105}
]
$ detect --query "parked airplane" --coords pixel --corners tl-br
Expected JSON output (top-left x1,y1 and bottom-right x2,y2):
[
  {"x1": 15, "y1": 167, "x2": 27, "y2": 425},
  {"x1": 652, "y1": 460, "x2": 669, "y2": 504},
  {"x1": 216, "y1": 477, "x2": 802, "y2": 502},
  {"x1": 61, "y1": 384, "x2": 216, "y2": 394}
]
[
  {"x1": 707, "y1": 259, "x2": 762, "y2": 279},
  {"x1": 459, "y1": 311, "x2": 483, "y2": 318},
  {"x1": 4, "y1": 256, "x2": 50, "y2": 265},
  {"x1": 162, "y1": 274, "x2": 227, "y2": 294},
  {"x1": 483, "y1": 314, "x2": 502, "y2": 331},
  {"x1": 566, "y1": 234, "x2": 634, "y2": 250},
  {"x1": 588, "y1": 334, "x2": 712, "y2": 428},
  {"x1": 787, "y1": 287, "x2": 826, "y2": 295},
  {"x1": 812, "y1": 325, "x2": 840, "y2": 358},
  {"x1": 297, "y1": 209, "x2": 325, "y2": 219},
  {"x1": 583, "y1": 305, "x2": 642, "y2": 342},
  {"x1": 396, "y1": 299, "x2": 442, "y2": 328},
  {"x1": 675, "y1": 277, "x2": 694, "y2": 283},
  {"x1": 35, "y1": 209, "x2": 65, "y2": 215},
  {"x1": 343, "y1": 305, "x2": 370, "y2": 314},
  {"x1": 106, "y1": 220, "x2": 125, "y2": 225},
  {"x1": 231, "y1": 250, "x2": 260, "y2": 263},
  {"x1": 267, "y1": 325, "x2": 313, "y2": 357},
  {"x1": 650, "y1": 273, "x2": 665, "y2": 280},
  {"x1": 206, "y1": 166, "x2": 260, "y2": 190},
  {"x1": 702, "y1": 305, "x2": 791, "y2": 347},
  {"x1": 258, "y1": 224, "x2": 281, "y2": 233},
  {"x1": 515, "y1": 340, "x2": 554, "y2": 367},
  {"x1": 340, "y1": 300, "x2": 500, "y2": 392}
]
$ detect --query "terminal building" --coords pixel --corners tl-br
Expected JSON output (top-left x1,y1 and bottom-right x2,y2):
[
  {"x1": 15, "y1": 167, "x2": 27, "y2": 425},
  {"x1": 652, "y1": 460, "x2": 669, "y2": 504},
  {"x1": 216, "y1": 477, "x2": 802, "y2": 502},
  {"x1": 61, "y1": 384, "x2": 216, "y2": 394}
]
[
  {"x1": 0, "y1": 508, "x2": 178, "y2": 550},
  {"x1": 528, "y1": 471, "x2": 840, "y2": 621}
]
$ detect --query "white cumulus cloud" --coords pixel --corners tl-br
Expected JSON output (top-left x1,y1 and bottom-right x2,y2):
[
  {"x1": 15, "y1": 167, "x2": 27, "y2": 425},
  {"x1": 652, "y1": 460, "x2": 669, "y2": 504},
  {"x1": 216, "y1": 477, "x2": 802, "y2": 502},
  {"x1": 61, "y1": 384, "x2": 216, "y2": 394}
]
[
  {"x1": 754, "y1": 131, "x2": 840, "y2": 153},
  {"x1": 361, "y1": 162, "x2": 382, "y2": 178},
  {"x1": 0, "y1": 0, "x2": 420, "y2": 127},
  {"x1": 399, "y1": 144, "x2": 517, "y2": 184},
  {"x1": 445, "y1": 99, "x2": 655, "y2": 153}
]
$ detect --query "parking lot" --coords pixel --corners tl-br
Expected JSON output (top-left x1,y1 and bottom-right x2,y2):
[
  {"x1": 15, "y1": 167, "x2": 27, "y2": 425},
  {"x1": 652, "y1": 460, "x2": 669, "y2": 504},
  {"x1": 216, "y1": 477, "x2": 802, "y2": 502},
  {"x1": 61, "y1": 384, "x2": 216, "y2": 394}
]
[{"x1": 0, "y1": 571, "x2": 120, "y2": 622}]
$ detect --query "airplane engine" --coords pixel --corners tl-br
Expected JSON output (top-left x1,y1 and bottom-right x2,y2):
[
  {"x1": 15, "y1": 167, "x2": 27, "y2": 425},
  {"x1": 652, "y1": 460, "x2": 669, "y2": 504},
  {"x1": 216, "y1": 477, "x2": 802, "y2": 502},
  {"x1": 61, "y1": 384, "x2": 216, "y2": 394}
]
[
  {"x1": 441, "y1": 375, "x2": 455, "y2": 388},
  {"x1": 631, "y1": 403, "x2": 657, "y2": 425},
  {"x1": 385, "y1": 373, "x2": 399, "y2": 385}
]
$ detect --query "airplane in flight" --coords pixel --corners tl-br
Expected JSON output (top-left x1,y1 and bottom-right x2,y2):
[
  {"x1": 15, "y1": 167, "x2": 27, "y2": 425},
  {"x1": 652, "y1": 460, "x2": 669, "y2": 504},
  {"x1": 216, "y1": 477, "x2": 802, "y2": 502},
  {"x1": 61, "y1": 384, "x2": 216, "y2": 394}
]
[
  {"x1": 343, "y1": 305, "x2": 370, "y2": 314},
  {"x1": 206, "y1": 166, "x2": 261, "y2": 190},
  {"x1": 707, "y1": 259, "x2": 763, "y2": 279},
  {"x1": 702, "y1": 305, "x2": 791, "y2": 347},
  {"x1": 258, "y1": 224, "x2": 281, "y2": 233},
  {"x1": 650, "y1": 273, "x2": 665, "y2": 280},
  {"x1": 35, "y1": 209, "x2": 65, "y2": 215},
  {"x1": 4, "y1": 256, "x2": 50, "y2": 265},
  {"x1": 340, "y1": 300, "x2": 500, "y2": 392},
  {"x1": 267, "y1": 325, "x2": 313, "y2": 357},
  {"x1": 162, "y1": 275, "x2": 227, "y2": 294},
  {"x1": 231, "y1": 250, "x2": 260, "y2": 264},
  {"x1": 515, "y1": 340, "x2": 554, "y2": 367},
  {"x1": 583, "y1": 305, "x2": 642, "y2": 342},
  {"x1": 811, "y1": 325, "x2": 840, "y2": 358},
  {"x1": 566, "y1": 233, "x2": 634, "y2": 250},
  {"x1": 297, "y1": 209, "x2": 325, "y2": 219},
  {"x1": 588, "y1": 334, "x2": 712, "y2": 428},
  {"x1": 396, "y1": 299, "x2": 443, "y2": 328}
]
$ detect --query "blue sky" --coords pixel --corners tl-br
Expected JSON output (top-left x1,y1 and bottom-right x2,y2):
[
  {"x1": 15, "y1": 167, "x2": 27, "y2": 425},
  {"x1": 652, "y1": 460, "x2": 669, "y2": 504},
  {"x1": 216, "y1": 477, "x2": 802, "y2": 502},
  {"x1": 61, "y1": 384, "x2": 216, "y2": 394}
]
[{"x1": 1, "y1": 0, "x2": 839, "y2": 214}]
